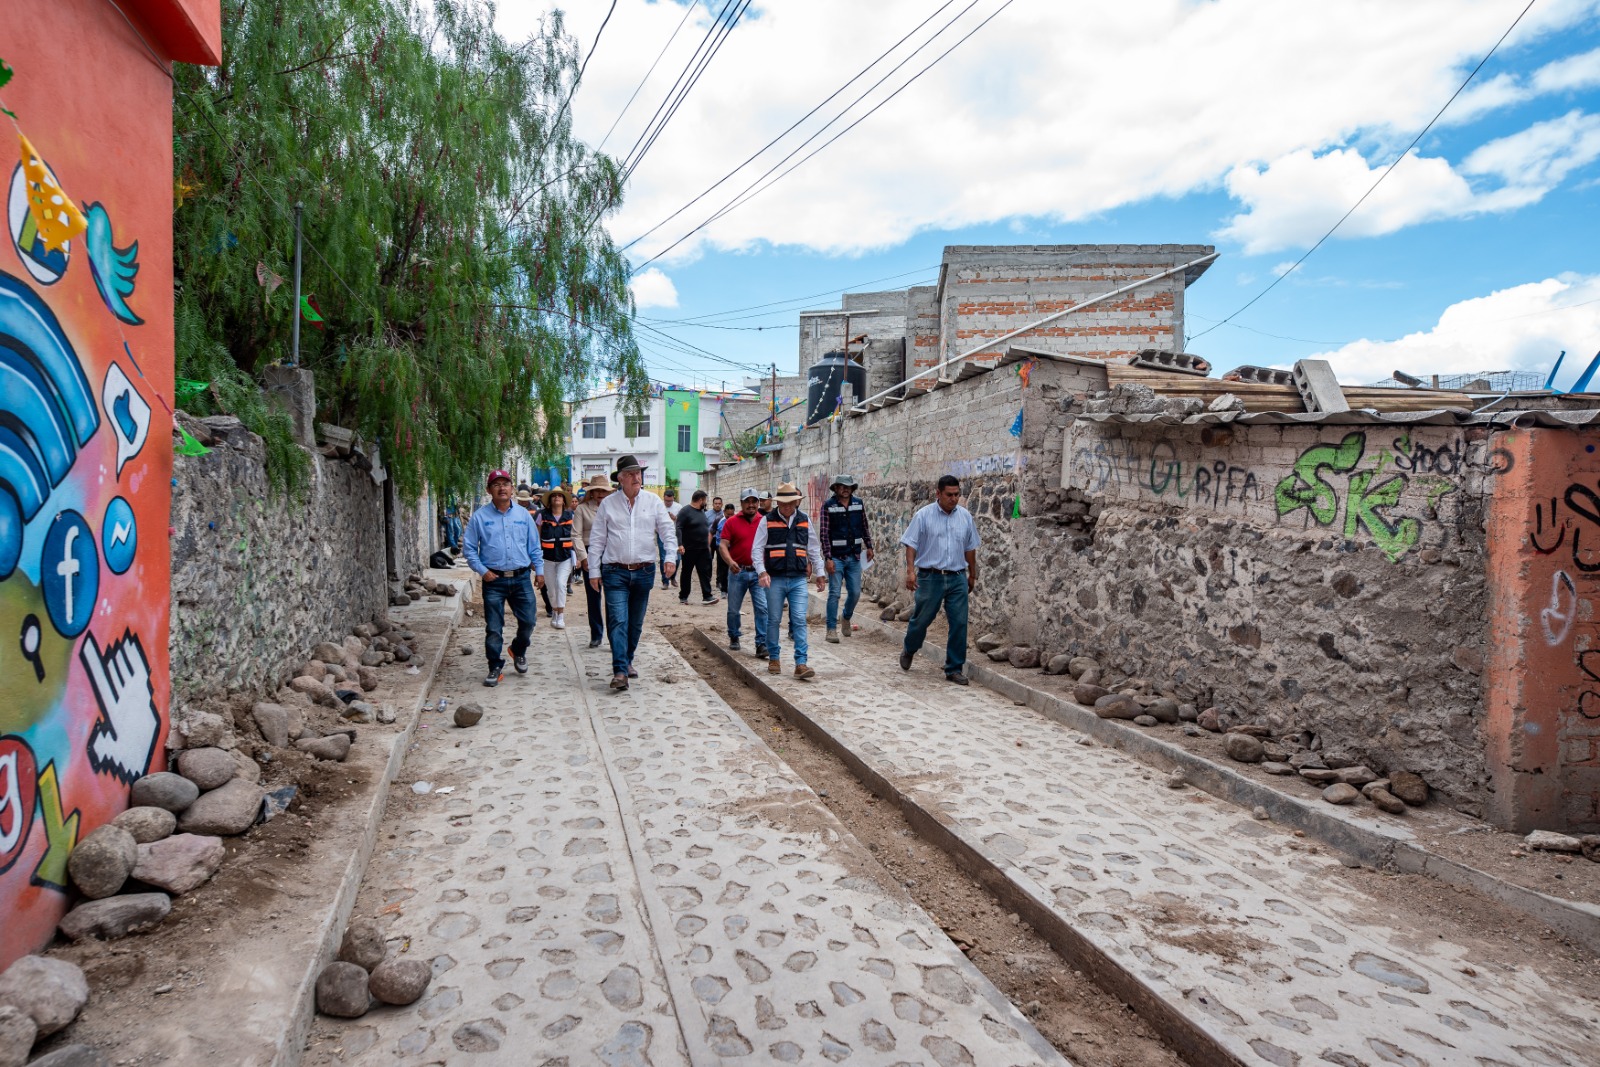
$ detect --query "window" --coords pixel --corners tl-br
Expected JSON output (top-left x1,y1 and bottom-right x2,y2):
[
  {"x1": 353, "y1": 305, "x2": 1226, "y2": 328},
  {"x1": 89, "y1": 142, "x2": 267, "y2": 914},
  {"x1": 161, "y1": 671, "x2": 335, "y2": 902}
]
[
  {"x1": 625, "y1": 415, "x2": 650, "y2": 438},
  {"x1": 677, "y1": 424, "x2": 693, "y2": 452},
  {"x1": 581, "y1": 416, "x2": 606, "y2": 439}
]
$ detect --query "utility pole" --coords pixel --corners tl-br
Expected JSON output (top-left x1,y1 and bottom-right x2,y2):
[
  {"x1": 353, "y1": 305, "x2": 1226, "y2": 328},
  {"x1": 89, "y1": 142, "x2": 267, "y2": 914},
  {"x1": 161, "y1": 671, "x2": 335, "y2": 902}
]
[
  {"x1": 769, "y1": 363, "x2": 776, "y2": 434},
  {"x1": 290, "y1": 201, "x2": 303, "y2": 367}
]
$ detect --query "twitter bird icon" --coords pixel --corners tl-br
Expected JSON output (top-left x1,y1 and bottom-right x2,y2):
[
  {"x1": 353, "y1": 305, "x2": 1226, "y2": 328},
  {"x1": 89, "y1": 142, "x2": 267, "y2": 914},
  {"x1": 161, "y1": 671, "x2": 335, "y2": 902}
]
[{"x1": 84, "y1": 202, "x2": 143, "y2": 326}]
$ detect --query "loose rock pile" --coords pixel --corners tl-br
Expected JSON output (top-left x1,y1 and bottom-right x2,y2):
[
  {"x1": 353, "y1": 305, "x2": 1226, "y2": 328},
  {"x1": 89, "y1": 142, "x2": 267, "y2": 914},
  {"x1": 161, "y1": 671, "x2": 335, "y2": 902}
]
[
  {"x1": 392, "y1": 570, "x2": 458, "y2": 607},
  {"x1": 315, "y1": 920, "x2": 432, "y2": 1019},
  {"x1": 0, "y1": 955, "x2": 98, "y2": 1066}
]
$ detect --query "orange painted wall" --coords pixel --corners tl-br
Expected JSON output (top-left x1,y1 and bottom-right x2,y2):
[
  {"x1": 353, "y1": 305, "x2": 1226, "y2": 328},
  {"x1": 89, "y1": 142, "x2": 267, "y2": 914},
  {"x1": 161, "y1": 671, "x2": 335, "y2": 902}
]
[
  {"x1": 1485, "y1": 427, "x2": 1600, "y2": 832},
  {"x1": 0, "y1": 0, "x2": 216, "y2": 968}
]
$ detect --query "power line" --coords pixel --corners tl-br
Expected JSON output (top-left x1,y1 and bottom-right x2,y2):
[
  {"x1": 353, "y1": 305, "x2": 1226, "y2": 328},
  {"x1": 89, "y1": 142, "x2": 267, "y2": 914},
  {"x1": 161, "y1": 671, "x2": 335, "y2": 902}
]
[
  {"x1": 549, "y1": 0, "x2": 619, "y2": 140},
  {"x1": 618, "y1": 0, "x2": 959, "y2": 255},
  {"x1": 1188, "y1": 0, "x2": 1540, "y2": 345},
  {"x1": 647, "y1": 265, "x2": 942, "y2": 324},
  {"x1": 620, "y1": 0, "x2": 749, "y2": 179},
  {"x1": 630, "y1": 0, "x2": 1016, "y2": 274},
  {"x1": 596, "y1": 0, "x2": 698, "y2": 152}
]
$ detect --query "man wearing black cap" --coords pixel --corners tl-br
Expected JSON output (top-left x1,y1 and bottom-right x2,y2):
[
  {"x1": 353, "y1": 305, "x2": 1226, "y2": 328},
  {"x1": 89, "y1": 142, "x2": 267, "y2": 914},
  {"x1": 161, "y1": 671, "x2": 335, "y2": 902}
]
[
  {"x1": 819, "y1": 474, "x2": 873, "y2": 643},
  {"x1": 464, "y1": 468, "x2": 546, "y2": 687},
  {"x1": 587, "y1": 455, "x2": 678, "y2": 691}
]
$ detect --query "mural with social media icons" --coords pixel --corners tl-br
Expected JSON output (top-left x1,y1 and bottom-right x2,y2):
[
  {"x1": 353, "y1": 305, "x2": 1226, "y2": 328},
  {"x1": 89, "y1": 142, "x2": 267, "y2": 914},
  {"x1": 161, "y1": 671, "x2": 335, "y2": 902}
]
[{"x1": 0, "y1": 23, "x2": 188, "y2": 966}]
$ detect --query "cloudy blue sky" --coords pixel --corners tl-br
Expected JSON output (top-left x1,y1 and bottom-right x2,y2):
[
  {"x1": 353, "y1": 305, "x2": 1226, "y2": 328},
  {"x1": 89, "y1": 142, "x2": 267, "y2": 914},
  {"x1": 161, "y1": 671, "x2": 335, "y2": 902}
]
[{"x1": 499, "y1": 0, "x2": 1600, "y2": 390}]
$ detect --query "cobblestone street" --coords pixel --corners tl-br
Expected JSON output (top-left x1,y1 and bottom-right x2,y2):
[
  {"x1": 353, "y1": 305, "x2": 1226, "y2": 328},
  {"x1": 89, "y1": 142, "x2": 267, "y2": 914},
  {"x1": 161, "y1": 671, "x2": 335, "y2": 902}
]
[{"x1": 306, "y1": 601, "x2": 1064, "y2": 1065}]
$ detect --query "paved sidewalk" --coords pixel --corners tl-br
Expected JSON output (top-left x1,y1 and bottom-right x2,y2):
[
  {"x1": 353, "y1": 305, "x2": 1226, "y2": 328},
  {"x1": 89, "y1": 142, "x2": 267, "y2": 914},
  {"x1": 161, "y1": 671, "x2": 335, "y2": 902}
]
[
  {"x1": 714, "y1": 632, "x2": 1600, "y2": 1067},
  {"x1": 305, "y1": 614, "x2": 1068, "y2": 1065}
]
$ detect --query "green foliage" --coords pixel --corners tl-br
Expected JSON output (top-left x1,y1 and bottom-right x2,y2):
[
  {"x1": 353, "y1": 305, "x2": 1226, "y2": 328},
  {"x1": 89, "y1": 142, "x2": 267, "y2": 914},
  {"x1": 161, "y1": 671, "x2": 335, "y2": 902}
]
[
  {"x1": 172, "y1": 0, "x2": 646, "y2": 499},
  {"x1": 174, "y1": 290, "x2": 311, "y2": 496}
]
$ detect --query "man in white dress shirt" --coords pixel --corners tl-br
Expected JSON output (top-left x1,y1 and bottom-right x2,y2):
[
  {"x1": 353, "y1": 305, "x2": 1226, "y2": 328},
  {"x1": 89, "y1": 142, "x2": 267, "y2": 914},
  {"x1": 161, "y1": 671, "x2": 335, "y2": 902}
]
[{"x1": 587, "y1": 455, "x2": 678, "y2": 691}]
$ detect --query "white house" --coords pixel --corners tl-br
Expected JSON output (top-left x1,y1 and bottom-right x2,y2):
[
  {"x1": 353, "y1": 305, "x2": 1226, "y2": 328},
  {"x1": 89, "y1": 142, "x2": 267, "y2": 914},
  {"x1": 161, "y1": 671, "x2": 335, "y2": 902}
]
[{"x1": 567, "y1": 393, "x2": 665, "y2": 487}]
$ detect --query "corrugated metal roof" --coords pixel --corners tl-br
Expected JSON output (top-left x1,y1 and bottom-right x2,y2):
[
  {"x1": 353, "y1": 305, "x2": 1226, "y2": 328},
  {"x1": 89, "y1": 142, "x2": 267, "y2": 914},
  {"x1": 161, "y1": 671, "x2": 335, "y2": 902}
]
[{"x1": 1075, "y1": 407, "x2": 1600, "y2": 428}]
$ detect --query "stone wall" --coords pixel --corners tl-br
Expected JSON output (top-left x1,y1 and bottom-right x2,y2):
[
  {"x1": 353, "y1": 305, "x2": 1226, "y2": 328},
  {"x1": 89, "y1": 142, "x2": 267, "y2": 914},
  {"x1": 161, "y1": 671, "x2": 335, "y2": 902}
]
[
  {"x1": 702, "y1": 359, "x2": 1567, "y2": 822},
  {"x1": 169, "y1": 420, "x2": 390, "y2": 712}
]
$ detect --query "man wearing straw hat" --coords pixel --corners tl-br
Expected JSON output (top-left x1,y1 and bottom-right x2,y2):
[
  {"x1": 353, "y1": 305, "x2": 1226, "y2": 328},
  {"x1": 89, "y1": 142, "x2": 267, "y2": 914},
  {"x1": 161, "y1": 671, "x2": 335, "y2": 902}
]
[
  {"x1": 752, "y1": 482, "x2": 826, "y2": 681},
  {"x1": 587, "y1": 455, "x2": 677, "y2": 691},
  {"x1": 572, "y1": 474, "x2": 611, "y2": 648}
]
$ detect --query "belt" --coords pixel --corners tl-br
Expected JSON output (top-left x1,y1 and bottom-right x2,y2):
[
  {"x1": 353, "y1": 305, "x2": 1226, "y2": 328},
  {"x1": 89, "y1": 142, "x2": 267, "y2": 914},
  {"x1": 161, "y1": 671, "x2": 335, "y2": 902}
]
[
  {"x1": 918, "y1": 566, "x2": 964, "y2": 575},
  {"x1": 489, "y1": 566, "x2": 529, "y2": 578},
  {"x1": 603, "y1": 561, "x2": 653, "y2": 571}
]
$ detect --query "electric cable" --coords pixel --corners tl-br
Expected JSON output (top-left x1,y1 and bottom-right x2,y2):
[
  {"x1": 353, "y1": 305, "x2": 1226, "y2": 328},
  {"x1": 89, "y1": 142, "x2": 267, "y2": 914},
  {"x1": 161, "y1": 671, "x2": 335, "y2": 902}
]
[
  {"x1": 623, "y1": 0, "x2": 753, "y2": 181},
  {"x1": 630, "y1": 0, "x2": 1016, "y2": 274},
  {"x1": 619, "y1": 0, "x2": 744, "y2": 176},
  {"x1": 1188, "y1": 0, "x2": 1541, "y2": 345},
  {"x1": 597, "y1": 0, "x2": 699, "y2": 152}
]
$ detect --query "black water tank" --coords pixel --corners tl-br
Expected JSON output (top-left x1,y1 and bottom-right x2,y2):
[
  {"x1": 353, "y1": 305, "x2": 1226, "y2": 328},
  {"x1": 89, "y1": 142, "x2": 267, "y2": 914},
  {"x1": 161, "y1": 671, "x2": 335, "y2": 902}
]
[{"x1": 806, "y1": 352, "x2": 867, "y2": 424}]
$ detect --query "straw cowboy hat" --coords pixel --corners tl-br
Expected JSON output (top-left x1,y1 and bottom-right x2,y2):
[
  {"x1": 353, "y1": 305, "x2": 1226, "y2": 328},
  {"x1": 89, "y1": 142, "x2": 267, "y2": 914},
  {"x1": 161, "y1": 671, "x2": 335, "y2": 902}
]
[
  {"x1": 773, "y1": 482, "x2": 803, "y2": 503},
  {"x1": 515, "y1": 488, "x2": 534, "y2": 506},
  {"x1": 581, "y1": 474, "x2": 612, "y2": 497}
]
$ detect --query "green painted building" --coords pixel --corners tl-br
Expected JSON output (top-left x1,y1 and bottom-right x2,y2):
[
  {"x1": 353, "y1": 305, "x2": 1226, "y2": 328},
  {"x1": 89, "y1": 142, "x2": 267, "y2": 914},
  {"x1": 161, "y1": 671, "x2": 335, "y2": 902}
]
[{"x1": 662, "y1": 388, "x2": 705, "y2": 488}]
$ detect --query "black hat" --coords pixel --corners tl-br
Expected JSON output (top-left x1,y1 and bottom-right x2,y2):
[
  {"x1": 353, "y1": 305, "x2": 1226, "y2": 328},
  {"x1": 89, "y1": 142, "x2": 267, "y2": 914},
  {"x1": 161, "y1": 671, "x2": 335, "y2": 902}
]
[{"x1": 611, "y1": 454, "x2": 645, "y2": 482}]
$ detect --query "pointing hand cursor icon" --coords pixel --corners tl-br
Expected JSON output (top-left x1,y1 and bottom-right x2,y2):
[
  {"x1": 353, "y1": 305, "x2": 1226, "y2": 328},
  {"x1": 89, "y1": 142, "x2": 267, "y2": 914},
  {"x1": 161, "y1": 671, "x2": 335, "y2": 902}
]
[{"x1": 81, "y1": 629, "x2": 159, "y2": 784}]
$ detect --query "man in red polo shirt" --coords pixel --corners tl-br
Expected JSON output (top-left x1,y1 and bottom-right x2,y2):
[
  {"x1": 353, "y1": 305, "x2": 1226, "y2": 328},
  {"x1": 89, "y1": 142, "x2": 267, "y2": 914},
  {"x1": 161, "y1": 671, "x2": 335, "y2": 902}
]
[{"x1": 718, "y1": 488, "x2": 769, "y2": 658}]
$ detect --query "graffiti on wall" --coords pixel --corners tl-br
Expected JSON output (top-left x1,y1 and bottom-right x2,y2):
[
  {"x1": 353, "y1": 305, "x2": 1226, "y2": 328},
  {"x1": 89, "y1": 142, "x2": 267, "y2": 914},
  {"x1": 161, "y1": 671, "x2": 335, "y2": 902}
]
[
  {"x1": 1527, "y1": 464, "x2": 1600, "y2": 724},
  {"x1": 1069, "y1": 427, "x2": 1509, "y2": 563},
  {"x1": 0, "y1": 48, "x2": 174, "y2": 964}
]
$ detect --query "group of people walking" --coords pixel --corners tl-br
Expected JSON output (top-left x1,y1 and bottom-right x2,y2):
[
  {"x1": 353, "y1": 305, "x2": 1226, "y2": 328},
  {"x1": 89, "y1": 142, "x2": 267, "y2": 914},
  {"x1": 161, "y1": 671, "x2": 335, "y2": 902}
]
[{"x1": 461, "y1": 456, "x2": 983, "y2": 694}]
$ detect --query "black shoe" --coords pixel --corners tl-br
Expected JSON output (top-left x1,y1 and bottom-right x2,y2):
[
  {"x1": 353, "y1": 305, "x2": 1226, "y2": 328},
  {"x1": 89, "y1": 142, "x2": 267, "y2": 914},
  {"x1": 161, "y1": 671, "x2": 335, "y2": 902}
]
[
  {"x1": 484, "y1": 670, "x2": 503, "y2": 687},
  {"x1": 513, "y1": 654, "x2": 528, "y2": 674},
  {"x1": 945, "y1": 672, "x2": 969, "y2": 686},
  {"x1": 588, "y1": 638, "x2": 603, "y2": 649},
  {"x1": 702, "y1": 596, "x2": 720, "y2": 605},
  {"x1": 730, "y1": 639, "x2": 741, "y2": 652},
  {"x1": 899, "y1": 650, "x2": 914, "y2": 671},
  {"x1": 754, "y1": 645, "x2": 767, "y2": 660}
]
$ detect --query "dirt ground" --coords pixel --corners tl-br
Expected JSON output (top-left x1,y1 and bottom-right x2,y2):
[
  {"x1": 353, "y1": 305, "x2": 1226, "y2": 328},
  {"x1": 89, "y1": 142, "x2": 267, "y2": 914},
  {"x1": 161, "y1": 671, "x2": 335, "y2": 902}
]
[{"x1": 655, "y1": 613, "x2": 1185, "y2": 1067}]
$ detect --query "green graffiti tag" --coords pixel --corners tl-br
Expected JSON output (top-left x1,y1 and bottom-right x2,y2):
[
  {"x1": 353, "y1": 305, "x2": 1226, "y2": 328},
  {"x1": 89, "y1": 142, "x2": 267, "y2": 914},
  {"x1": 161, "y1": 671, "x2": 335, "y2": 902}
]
[
  {"x1": 1344, "y1": 471, "x2": 1421, "y2": 562},
  {"x1": 1274, "y1": 432, "x2": 1365, "y2": 523}
]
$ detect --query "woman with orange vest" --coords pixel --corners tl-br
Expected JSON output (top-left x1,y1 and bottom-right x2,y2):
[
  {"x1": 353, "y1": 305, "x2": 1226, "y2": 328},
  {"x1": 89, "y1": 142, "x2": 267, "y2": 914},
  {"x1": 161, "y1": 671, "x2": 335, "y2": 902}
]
[{"x1": 539, "y1": 488, "x2": 577, "y2": 629}]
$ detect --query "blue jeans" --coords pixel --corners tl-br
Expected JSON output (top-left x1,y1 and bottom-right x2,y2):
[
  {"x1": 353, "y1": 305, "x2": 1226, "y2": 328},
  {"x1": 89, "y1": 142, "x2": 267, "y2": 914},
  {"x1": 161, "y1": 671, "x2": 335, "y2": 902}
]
[
  {"x1": 482, "y1": 572, "x2": 537, "y2": 671},
  {"x1": 602, "y1": 564, "x2": 655, "y2": 676},
  {"x1": 442, "y1": 514, "x2": 463, "y2": 550},
  {"x1": 765, "y1": 574, "x2": 810, "y2": 665},
  {"x1": 726, "y1": 569, "x2": 768, "y2": 649},
  {"x1": 826, "y1": 555, "x2": 863, "y2": 629},
  {"x1": 902, "y1": 569, "x2": 969, "y2": 675}
]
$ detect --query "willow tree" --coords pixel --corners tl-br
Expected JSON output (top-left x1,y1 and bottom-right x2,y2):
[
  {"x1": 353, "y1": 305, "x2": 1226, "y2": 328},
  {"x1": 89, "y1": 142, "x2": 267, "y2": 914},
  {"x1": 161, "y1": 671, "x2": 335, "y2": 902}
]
[{"x1": 172, "y1": 0, "x2": 647, "y2": 496}]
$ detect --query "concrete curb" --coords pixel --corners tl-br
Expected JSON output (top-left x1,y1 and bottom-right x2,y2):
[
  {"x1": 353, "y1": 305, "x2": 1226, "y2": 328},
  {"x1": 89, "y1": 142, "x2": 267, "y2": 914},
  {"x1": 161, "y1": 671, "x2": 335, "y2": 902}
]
[
  {"x1": 959, "y1": 658, "x2": 1600, "y2": 956},
  {"x1": 689, "y1": 627, "x2": 1243, "y2": 1067},
  {"x1": 273, "y1": 579, "x2": 468, "y2": 1067}
]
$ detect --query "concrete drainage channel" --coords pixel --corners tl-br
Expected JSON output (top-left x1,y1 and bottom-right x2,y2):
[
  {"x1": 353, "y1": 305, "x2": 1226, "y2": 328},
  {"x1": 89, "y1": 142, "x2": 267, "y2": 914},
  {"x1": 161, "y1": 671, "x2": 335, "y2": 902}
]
[{"x1": 678, "y1": 625, "x2": 1599, "y2": 1067}]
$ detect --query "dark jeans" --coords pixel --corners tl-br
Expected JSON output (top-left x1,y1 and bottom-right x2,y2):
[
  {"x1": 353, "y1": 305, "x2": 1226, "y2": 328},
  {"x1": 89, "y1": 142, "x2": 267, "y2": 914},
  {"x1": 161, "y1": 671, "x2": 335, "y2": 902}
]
[
  {"x1": 602, "y1": 563, "x2": 655, "y2": 676},
  {"x1": 902, "y1": 569, "x2": 969, "y2": 675},
  {"x1": 584, "y1": 571, "x2": 606, "y2": 641},
  {"x1": 716, "y1": 553, "x2": 729, "y2": 592},
  {"x1": 482, "y1": 571, "x2": 537, "y2": 671},
  {"x1": 679, "y1": 549, "x2": 714, "y2": 601}
]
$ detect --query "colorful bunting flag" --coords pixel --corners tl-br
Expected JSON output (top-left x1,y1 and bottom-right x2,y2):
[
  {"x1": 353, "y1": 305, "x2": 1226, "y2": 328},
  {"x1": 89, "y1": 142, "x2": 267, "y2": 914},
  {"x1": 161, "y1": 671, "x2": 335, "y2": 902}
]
[
  {"x1": 300, "y1": 294, "x2": 326, "y2": 329},
  {"x1": 20, "y1": 132, "x2": 87, "y2": 252},
  {"x1": 1009, "y1": 408, "x2": 1024, "y2": 437}
]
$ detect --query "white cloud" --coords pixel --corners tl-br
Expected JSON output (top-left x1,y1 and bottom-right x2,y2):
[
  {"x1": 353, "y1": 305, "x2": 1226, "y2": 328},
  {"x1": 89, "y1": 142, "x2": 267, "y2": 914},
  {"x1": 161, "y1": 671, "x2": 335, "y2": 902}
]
[
  {"x1": 491, "y1": 0, "x2": 1600, "y2": 263},
  {"x1": 1219, "y1": 111, "x2": 1600, "y2": 254},
  {"x1": 1533, "y1": 45, "x2": 1600, "y2": 92},
  {"x1": 629, "y1": 267, "x2": 679, "y2": 308},
  {"x1": 1305, "y1": 274, "x2": 1600, "y2": 385}
]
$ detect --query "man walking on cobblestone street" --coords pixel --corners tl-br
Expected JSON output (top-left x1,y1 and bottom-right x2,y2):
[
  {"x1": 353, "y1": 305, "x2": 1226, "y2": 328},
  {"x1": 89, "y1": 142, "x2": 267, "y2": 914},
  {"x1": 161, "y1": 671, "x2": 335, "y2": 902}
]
[
  {"x1": 588, "y1": 455, "x2": 677, "y2": 691},
  {"x1": 719, "y1": 488, "x2": 769, "y2": 658},
  {"x1": 754, "y1": 482, "x2": 826, "y2": 680},
  {"x1": 899, "y1": 474, "x2": 980, "y2": 685},
  {"x1": 675, "y1": 489, "x2": 720, "y2": 605},
  {"x1": 820, "y1": 474, "x2": 873, "y2": 643},
  {"x1": 464, "y1": 469, "x2": 546, "y2": 687}
]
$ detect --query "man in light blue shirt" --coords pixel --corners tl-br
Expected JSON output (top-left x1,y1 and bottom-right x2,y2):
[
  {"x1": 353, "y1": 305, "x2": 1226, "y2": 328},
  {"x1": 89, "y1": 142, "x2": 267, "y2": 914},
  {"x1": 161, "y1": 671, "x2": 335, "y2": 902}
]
[
  {"x1": 898, "y1": 474, "x2": 981, "y2": 684},
  {"x1": 464, "y1": 468, "x2": 546, "y2": 687}
]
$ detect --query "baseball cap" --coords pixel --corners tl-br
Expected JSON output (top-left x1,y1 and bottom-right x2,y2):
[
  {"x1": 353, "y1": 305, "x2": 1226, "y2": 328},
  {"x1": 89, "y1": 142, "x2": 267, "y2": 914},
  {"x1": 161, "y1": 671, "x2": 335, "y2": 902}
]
[
  {"x1": 486, "y1": 469, "x2": 513, "y2": 490},
  {"x1": 739, "y1": 487, "x2": 759, "y2": 501}
]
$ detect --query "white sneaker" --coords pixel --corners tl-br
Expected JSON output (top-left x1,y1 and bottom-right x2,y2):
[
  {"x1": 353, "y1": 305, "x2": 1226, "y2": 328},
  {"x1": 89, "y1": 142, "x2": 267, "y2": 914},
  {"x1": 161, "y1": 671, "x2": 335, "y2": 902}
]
[{"x1": 554, "y1": 612, "x2": 566, "y2": 630}]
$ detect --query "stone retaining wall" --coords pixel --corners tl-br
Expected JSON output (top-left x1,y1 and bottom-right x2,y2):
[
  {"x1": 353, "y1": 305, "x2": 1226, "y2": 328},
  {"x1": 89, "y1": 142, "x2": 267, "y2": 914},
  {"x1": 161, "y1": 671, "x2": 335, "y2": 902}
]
[{"x1": 169, "y1": 421, "x2": 393, "y2": 715}]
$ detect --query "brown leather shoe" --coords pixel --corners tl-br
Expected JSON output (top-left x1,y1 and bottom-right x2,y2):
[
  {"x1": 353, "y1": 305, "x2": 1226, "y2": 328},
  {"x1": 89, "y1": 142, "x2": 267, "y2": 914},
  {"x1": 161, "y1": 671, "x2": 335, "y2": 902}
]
[
  {"x1": 794, "y1": 664, "x2": 815, "y2": 681},
  {"x1": 609, "y1": 673, "x2": 629, "y2": 691},
  {"x1": 768, "y1": 659, "x2": 781, "y2": 675}
]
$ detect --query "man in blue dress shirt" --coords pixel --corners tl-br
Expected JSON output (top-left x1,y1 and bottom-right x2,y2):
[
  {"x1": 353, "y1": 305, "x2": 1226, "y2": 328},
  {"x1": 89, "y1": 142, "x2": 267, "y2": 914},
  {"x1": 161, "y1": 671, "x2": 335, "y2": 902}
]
[
  {"x1": 464, "y1": 468, "x2": 546, "y2": 687},
  {"x1": 898, "y1": 474, "x2": 981, "y2": 685}
]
